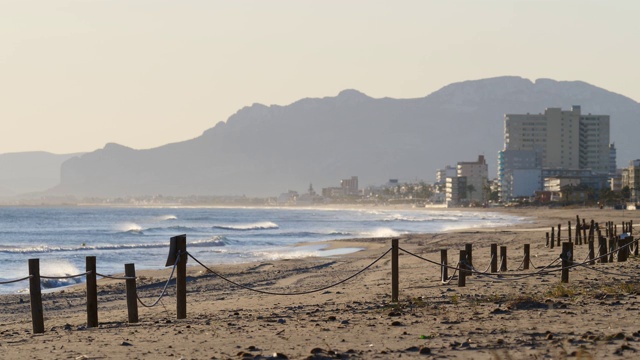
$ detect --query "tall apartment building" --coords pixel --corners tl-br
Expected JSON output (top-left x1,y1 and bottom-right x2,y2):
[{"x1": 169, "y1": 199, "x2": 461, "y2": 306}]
[
  {"x1": 446, "y1": 155, "x2": 488, "y2": 205},
  {"x1": 340, "y1": 176, "x2": 359, "y2": 196},
  {"x1": 499, "y1": 106, "x2": 611, "y2": 201}
]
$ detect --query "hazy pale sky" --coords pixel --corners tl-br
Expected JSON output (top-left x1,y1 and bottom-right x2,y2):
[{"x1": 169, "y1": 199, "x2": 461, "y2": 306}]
[{"x1": 1, "y1": 0, "x2": 639, "y2": 154}]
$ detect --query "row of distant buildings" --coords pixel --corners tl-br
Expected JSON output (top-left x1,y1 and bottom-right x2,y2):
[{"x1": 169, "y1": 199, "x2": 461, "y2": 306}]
[{"x1": 439, "y1": 105, "x2": 640, "y2": 206}]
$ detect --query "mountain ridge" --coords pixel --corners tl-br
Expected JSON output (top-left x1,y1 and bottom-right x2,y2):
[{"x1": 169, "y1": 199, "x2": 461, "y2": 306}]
[{"x1": 39, "y1": 76, "x2": 640, "y2": 197}]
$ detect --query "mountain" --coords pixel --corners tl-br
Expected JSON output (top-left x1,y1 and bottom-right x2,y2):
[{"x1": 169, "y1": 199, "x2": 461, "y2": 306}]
[
  {"x1": 0, "y1": 152, "x2": 83, "y2": 196},
  {"x1": 50, "y1": 76, "x2": 640, "y2": 197}
]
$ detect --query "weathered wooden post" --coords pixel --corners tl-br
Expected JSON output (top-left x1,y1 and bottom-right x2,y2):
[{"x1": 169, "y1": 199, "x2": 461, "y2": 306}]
[
  {"x1": 583, "y1": 219, "x2": 588, "y2": 243},
  {"x1": 28, "y1": 259, "x2": 45, "y2": 334},
  {"x1": 391, "y1": 239, "x2": 399, "y2": 302},
  {"x1": 490, "y1": 244, "x2": 498, "y2": 273},
  {"x1": 546, "y1": 232, "x2": 550, "y2": 247},
  {"x1": 125, "y1": 263, "x2": 139, "y2": 323},
  {"x1": 557, "y1": 224, "x2": 562, "y2": 246},
  {"x1": 86, "y1": 256, "x2": 98, "y2": 328},
  {"x1": 576, "y1": 215, "x2": 582, "y2": 245},
  {"x1": 440, "y1": 249, "x2": 448, "y2": 282},
  {"x1": 634, "y1": 236, "x2": 639, "y2": 257},
  {"x1": 465, "y1": 243, "x2": 473, "y2": 275},
  {"x1": 576, "y1": 220, "x2": 582, "y2": 245},
  {"x1": 550, "y1": 227, "x2": 555, "y2": 249},
  {"x1": 174, "y1": 234, "x2": 188, "y2": 319},
  {"x1": 608, "y1": 232, "x2": 616, "y2": 263},
  {"x1": 598, "y1": 231, "x2": 608, "y2": 264},
  {"x1": 523, "y1": 244, "x2": 530, "y2": 270},
  {"x1": 500, "y1": 246, "x2": 508, "y2": 272},
  {"x1": 588, "y1": 236, "x2": 595, "y2": 265},
  {"x1": 568, "y1": 221, "x2": 572, "y2": 243},
  {"x1": 617, "y1": 236, "x2": 629, "y2": 262},
  {"x1": 561, "y1": 242, "x2": 573, "y2": 283},
  {"x1": 458, "y1": 250, "x2": 466, "y2": 287}
]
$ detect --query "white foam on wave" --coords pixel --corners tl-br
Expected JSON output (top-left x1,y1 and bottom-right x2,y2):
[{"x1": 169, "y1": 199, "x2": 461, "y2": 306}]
[
  {"x1": 361, "y1": 227, "x2": 401, "y2": 238},
  {"x1": 214, "y1": 221, "x2": 279, "y2": 231},
  {"x1": 117, "y1": 222, "x2": 143, "y2": 233},
  {"x1": 158, "y1": 215, "x2": 178, "y2": 221}
]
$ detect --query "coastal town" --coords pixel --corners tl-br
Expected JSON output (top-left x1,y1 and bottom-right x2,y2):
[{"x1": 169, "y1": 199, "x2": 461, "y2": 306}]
[{"x1": 274, "y1": 105, "x2": 639, "y2": 209}]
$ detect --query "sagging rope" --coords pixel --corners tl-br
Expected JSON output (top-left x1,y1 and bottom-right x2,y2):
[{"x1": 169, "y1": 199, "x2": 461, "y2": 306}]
[
  {"x1": 40, "y1": 271, "x2": 91, "y2": 280},
  {"x1": 96, "y1": 273, "x2": 135, "y2": 281},
  {"x1": 399, "y1": 247, "x2": 463, "y2": 272},
  {"x1": 441, "y1": 261, "x2": 459, "y2": 284},
  {"x1": 187, "y1": 248, "x2": 391, "y2": 296},
  {"x1": 136, "y1": 251, "x2": 181, "y2": 308},
  {"x1": 0, "y1": 275, "x2": 33, "y2": 285}
]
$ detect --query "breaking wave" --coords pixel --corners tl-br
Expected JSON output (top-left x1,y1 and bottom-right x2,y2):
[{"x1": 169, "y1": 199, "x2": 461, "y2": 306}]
[
  {"x1": 213, "y1": 221, "x2": 279, "y2": 231},
  {"x1": 0, "y1": 236, "x2": 229, "y2": 255}
]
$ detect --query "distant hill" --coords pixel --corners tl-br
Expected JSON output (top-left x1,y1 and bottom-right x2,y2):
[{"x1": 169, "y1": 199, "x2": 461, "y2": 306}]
[
  {"x1": 49, "y1": 76, "x2": 640, "y2": 197},
  {"x1": 0, "y1": 152, "x2": 83, "y2": 196}
]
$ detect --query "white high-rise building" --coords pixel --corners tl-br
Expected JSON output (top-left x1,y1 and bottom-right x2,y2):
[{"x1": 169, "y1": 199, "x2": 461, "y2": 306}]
[{"x1": 499, "y1": 106, "x2": 611, "y2": 201}]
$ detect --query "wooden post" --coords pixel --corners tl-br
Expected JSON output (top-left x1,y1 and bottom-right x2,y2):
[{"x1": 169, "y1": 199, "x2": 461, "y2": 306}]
[
  {"x1": 28, "y1": 259, "x2": 45, "y2": 334},
  {"x1": 523, "y1": 244, "x2": 530, "y2": 270},
  {"x1": 598, "y1": 232, "x2": 608, "y2": 264},
  {"x1": 568, "y1": 221, "x2": 572, "y2": 243},
  {"x1": 583, "y1": 219, "x2": 588, "y2": 243},
  {"x1": 546, "y1": 232, "x2": 550, "y2": 247},
  {"x1": 631, "y1": 220, "x2": 634, "y2": 235},
  {"x1": 125, "y1": 263, "x2": 139, "y2": 323},
  {"x1": 458, "y1": 250, "x2": 466, "y2": 287},
  {"x1": 557, "y1": 224, "x2": 562, "y2": 246},
  {"x1": 86, "y1": 256, "x2": 98, "y2": 328},
  {"x1": 608, "y1": 233, "x2": 616, "y2": 263},
  {"x1": 561, "y1": 242, "x2": 572, "y2": 283},
  {"x1": 175, "y1": 234, "x2": 188, "y2": 319},
  {"x1": 391, "y1": 239, "x2": 399, "y2": 302},
  {"x1": 550, "y1": 227, "x2": 555, "y2": 249},
  {"x1": 576, "y1": 215, "x2": 582, "y2": 245},
  {"x1": 465, "y1": 243, "x2": 473, "y2": 275},
  {"x1": 500, "y1": 246, "x2": 507, "y2": 272},
  {"x1": 588, "y1": 236, "x2": 595, "y2": 265},
  {"x1": 618, "y1": 237, "x2": 629, "y2": 262},
  {"x1": 490, "y1": 244, "x2": 498, "y2": 273},
  {"x1": 634, "y1": 236, "x2": 639, "y2": 257},
  {"x1": 576, "y1": 220, "x2": 582, "y2": 245},
  {"x1": 440, "y1": 249, "x2": 448, "y2": 282}
]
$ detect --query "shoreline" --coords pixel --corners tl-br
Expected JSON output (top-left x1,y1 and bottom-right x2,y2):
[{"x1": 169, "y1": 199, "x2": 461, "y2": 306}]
[{"x1": 1, "y1": 207, "x2": 639, "y2": 359}]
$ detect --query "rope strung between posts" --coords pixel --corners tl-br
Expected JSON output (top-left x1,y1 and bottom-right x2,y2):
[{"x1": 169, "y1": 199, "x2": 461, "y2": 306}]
[
  {"x1": 95, "y1": 273, "x2": 136, "y2": 281},
  {"x1": 187, "y1": 248, "x2": 391, "y2": 296},
  {"x1": 463, "y1": 257, "x2": 561, "y2": 281},
  {"x1": 137, "y1": 251, "x2": 181, "y2": 308},
  {"x1": 477, "y1": 254, "x2": 494, "y2": 273},
  {"x1": 441, "y1": 261, "x2": 459, "y2": 285},
  {"x1": 575, "y1": 262, "x2": 640, "y2": 278},
  {"x1": 398, "y1": 247, "x2": 463, "y2": 271},
  {"x1": 0, "y1": 275, "x2": 33, "y2": 285},
  {"x1": 40, "y1": 271, "x2": 91, "y2": 280},
  {"x1": 514, "y1": 256, "x2": 526, "y2": 272}
]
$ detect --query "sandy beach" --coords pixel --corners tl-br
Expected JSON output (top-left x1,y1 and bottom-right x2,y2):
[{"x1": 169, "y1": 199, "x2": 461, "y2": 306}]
[{"x1": 1, "y1": 207, "x2": 639, "y2": 359}]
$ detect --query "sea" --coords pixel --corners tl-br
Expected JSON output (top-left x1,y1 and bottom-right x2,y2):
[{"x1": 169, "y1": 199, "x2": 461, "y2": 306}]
[{"x1": 0, "y1": 206, "x2": 525, "y2": 294}]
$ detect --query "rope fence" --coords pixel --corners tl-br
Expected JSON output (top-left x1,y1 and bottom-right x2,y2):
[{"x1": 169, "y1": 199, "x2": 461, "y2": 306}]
[{"x1": 1, "y1": 216, "x2": 636, "y2": 336}]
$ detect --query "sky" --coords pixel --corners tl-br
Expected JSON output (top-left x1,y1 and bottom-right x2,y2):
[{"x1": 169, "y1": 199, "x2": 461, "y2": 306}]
[{"x1": 1, "y1": 0, "x2": 639, "y2": 155}]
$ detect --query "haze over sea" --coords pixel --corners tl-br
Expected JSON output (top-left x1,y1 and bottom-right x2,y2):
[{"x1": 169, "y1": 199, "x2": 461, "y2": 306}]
[{"x1": 0, "y1": 206, "x2": 524, "y2": 294}]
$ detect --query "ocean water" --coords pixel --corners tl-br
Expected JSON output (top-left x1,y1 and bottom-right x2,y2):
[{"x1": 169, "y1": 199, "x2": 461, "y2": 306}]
[{"x1": 0, "y1": 206, "x2": 524, "y2": 294}]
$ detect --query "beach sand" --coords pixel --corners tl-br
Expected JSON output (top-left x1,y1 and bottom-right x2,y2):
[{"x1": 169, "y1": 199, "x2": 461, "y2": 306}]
[{"x1": 1, "y1": 207, "x2": 639, "y2": 359}]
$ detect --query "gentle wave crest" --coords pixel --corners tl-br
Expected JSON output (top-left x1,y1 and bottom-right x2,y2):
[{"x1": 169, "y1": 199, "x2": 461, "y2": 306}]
[
  {"x1": 213, "y1": 221, "x2": 279, "y2": 231},
  {"x1": 0, "y1": 236, "x2": 228, "y2": 254}
]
